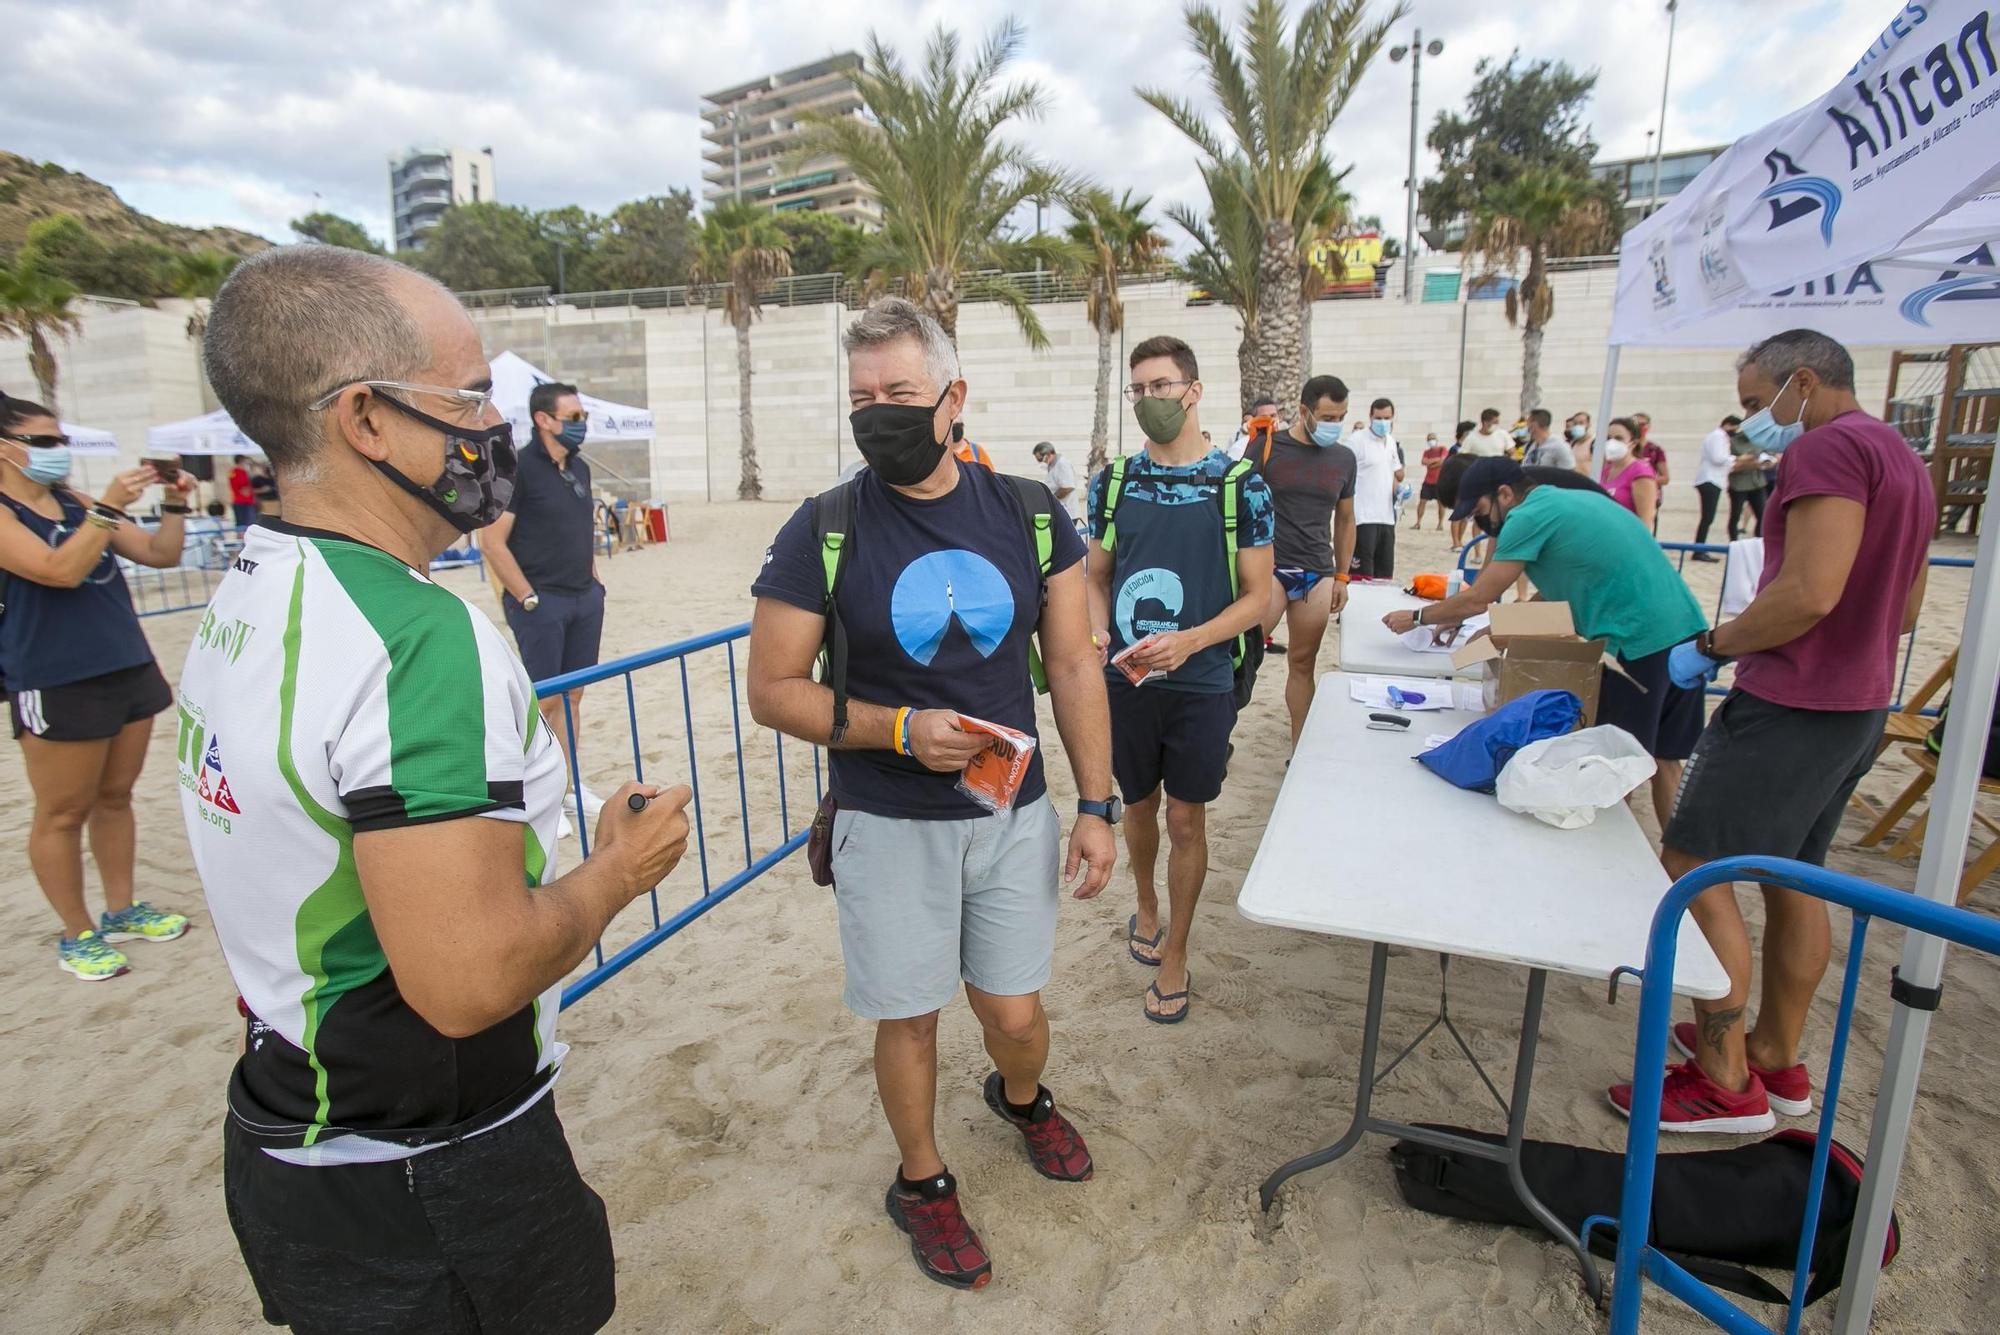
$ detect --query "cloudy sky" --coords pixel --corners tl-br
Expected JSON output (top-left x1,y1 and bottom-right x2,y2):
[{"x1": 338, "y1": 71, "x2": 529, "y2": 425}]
[{"x1": 4, "y1": 0, "x2": 1897, "y2": 255}]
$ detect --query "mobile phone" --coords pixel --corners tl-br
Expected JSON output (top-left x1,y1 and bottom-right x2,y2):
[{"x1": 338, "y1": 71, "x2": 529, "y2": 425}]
[
  {"x1": 145, "y1": 453, "x2": 180, "y2": 483},
  {"x1": 1367, "y1": 712, "x2": 1412, "y2": 731}
]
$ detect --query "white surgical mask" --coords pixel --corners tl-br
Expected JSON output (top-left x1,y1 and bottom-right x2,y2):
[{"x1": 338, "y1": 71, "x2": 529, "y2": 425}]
[
  {"x1": 1567, "y1": 424, "x2": 1586, "y2": 440},
  {"x1": 1605, "y1": 439, "x2": 1631, "y2": 462}
]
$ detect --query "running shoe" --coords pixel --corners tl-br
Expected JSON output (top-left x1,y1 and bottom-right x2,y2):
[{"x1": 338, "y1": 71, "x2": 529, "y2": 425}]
[
  {"x1": 1671, "y1": 1021, "x2": 1813, "y2": 1117},
  {"x1": 884, "y1": 1171, "x2": 992, "y2": 1290},
  {"x1": 99, "y1": 902, "x2": 189, "y2": 943},
  {"x1": 578, "y1": 786, "x2": 607, "y2": 820},
  {"x1": 1608, "y1": 1060, "x2": 1776, "y2": 1135},
  {"x1": 982, "y1": 1072, "x2": 1094, "y2": 1181},
  {"x1": 59, "y1": 930, "x2": 130, "y2": 982}
]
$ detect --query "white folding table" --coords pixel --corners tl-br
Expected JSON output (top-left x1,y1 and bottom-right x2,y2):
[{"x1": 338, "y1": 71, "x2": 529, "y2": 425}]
[
  {"x1": 1239, "y1": 672, "x2": 1729, "y2": 1300},
  {"x1": 1336, "y1": 581, "x2": 1466, "y2": 679}
]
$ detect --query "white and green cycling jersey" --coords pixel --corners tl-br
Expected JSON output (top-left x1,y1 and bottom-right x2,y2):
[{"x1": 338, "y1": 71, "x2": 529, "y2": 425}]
[{"x1": 178, "y1": 520, "x2": 568, "y2": 1164}]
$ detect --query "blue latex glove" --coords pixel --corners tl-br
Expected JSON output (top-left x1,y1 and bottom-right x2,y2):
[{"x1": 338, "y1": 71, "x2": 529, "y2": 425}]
[{"x1": 1668, "y1": 639, "x2": 1722, "y2": 690}]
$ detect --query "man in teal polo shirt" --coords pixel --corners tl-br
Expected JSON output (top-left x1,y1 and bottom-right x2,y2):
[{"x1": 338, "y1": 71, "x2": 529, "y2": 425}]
[{"x1": 1382, "y1": 457, "x2": 1708, "y2": 831}]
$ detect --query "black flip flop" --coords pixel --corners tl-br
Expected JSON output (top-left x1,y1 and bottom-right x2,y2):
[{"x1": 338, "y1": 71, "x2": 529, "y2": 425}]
[
  {"x1": 1127, "y1": 913, "x2": 1165, "y2": 966},
  {"x1": 1144, "y1": 973, "x2": 1192, "y2": 1024}
]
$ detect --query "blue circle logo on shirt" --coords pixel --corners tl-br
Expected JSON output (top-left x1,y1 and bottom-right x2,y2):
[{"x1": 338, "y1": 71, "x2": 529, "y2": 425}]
[
  {"x1": 891, "y1": 550, "x2": 1015, "y2": 666},
  {"x1": 1116, "y1": 567, "x2": 1185, "y2": 645}
]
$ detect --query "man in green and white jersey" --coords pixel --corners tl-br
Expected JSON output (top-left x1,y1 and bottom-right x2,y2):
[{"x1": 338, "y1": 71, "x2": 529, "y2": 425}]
[{"x1": 187, "y1": 244, "x2": 691, "y2": 1334}]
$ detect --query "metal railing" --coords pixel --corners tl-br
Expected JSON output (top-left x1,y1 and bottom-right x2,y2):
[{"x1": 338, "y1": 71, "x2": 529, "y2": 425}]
[
  {"x1": 122, "y1": 523, "x2": 494, "y2": 618},
  {"x1": 1452, "y1": 536, "x2": 1973, "y2": 711},
  {"x1": 536, "y1": 624, "x2": 818, "y2": 1008},
  {"x1": 1596, "y1": 856, "x2": 2000, "y2": 1333}
]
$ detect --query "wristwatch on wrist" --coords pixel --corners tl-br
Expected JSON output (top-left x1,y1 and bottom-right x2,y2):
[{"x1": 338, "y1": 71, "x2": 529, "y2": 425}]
[
  {"x1": 1696, "y1": 629, "x2": 1730, "y2": 663},
  {"x1": 161, "y1": 503, "x2": 191, "y2": 515},
  {"x1": 521, "y1": 592, "x2": 541, "y2": 612},
  {"x1": 1077, "y1": 797, "x2": 1123, "y2": 826}
]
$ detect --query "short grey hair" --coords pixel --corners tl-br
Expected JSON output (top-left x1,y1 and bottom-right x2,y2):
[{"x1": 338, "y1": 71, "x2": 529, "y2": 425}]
[
  {"x1": 842, "y1": 297, "x2": 960, "y2": 393},
  {"x1": 1738, "y1": 328, "x2": 1856, "y2": 392},
  {"x1": 203, "y1": 245, "x2": 439, "y2": 478}
]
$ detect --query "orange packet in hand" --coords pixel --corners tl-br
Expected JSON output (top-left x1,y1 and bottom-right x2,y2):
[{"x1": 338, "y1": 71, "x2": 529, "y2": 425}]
[
  {"x1": 954, "y1": 714, "x2": 1038, "y2": 814},
  {"x1": 1111, "y1": 633, "x2": 1166, "y2": 686}
]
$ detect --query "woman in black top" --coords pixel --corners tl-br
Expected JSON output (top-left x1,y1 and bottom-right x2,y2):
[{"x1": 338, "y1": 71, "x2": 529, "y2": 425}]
[{"x1": 0, "y1": 392, "x2": 196, "y2": 982}]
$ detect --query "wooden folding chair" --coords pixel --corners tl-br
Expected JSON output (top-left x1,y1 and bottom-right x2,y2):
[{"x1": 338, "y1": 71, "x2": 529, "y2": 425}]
[
  {"x1": 1877, "y1": 651, "x2": 1958, "y2": 760},
  {"x1": 1863, "y1": 745, "x2": 2000, "y2": 905}
]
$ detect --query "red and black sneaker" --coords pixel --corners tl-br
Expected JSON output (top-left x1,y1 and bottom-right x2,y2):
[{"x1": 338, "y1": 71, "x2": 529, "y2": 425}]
[
  {"x1": 983, "y1": 1072, "x2": 1094, "y2": 1181},
  {"x1": 1608, "y1": 1060, "x2": 1777, "y2": 1135},
  {"x1": 1671, "y1": 1021, "x2": 1814, "y2": 1116},
  {"x1": 884, "y1": 1171, "x2": 993, "y2": 1290}
]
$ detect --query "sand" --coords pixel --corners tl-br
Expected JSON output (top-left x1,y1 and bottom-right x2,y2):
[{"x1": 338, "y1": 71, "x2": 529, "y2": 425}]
[{"x1": 2, "y1": 484, "x2": 1996, "y2": 1335}]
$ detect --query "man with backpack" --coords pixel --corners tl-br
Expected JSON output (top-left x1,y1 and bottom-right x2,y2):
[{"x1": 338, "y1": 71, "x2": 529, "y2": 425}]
[
  {"x1": 1085, "y1": 335, "x2": 1274, "y2": 1025},
  {"x1": 747, "y1": 298, "x2": 1116, "y2": 1292}
]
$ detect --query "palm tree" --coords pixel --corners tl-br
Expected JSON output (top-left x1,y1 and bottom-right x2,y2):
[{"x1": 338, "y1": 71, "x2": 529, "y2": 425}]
[
  {"x1": 1065, "y1": 189, "x2": 1167, "y2": 473},
  {"x1": 1140, "y1": 0, "x2": 1402, "y2": 403},
  {"x1": 0, "y1": 257, "x2": 84, "y2": 411},
  {"x1": 795, "y1": 22, "x2": 1076, "y2": 347},
  {"x1": 1463, "y1": 167, "x2": 1614, "y2": 413},
  {"x1": 692, "y1": 201, "x2": 793, "y2": 501},
  {"x1": 1168, "y1": 153, "x2": 1353, "y2": 411},
  {"x1": 172, "y1": 251, "x2": 237, "y2": 340}
]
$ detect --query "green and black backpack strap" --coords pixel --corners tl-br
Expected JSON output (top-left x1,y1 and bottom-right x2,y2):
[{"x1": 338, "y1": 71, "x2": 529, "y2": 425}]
[
  {"x1": 810, "y1": 479, "x2": 859, "y2": 743},
  {"x1": 1218, "y1": 457, "x2": 1256, "y2": 669},
  {"x1": 1001, "y1": 473, "x2": 1059, "y2": 694},
  {"x1": 1097, "y1": 456, "x2": 1132, "y2": 553}
]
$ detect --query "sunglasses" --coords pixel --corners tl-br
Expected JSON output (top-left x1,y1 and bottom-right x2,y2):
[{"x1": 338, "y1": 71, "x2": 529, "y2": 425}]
[
  {"x1": 3, "y1": 432, "x2": 72, "y2": 448},
  {"x1": 556, "y1": 466, "x2": 588, "y2": 500}
]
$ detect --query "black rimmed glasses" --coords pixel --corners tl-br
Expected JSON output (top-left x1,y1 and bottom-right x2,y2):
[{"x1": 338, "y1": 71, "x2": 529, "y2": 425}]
[{"x1": 1123, "y1": 378, "x2": 1194, "y2": 403}]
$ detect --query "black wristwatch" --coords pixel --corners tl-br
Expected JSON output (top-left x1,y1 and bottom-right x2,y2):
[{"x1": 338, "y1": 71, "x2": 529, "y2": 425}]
[{"x1": 1077, "y1": 797, "x2": 1122, "y2": 826}]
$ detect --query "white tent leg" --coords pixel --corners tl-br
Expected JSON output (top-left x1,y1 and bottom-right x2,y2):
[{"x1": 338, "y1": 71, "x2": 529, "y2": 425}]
[
  {"x1": 1595, "y1": 345, "x2": 1621, "y2": 453},
  {"x1": 1833, "y1": 499, "x2": 2000, "y2": 1332}
]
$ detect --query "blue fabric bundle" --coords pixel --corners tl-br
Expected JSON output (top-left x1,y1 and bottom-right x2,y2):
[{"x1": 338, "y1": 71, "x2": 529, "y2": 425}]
[{"x1": 1416, "y1": 689, "x2": 1583, "y2": 792}]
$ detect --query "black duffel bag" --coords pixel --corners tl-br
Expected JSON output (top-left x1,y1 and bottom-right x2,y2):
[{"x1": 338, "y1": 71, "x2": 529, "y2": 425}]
[{"x1": 1388, "y1": 1125, "x2": 1899, "y2": 1306}]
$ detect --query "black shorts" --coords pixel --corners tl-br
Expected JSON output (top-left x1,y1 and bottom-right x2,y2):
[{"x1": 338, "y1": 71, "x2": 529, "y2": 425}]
[
  {"x1": 7, "y1": 661, "x2": 171, "y2": 742},
  {"x1": 1597, "y1": 646, "x2": 1706, "y2": 761},
  {"x1": 1352, "y1": 524, "x2": 1396, "y2": 580},
  {"x1": 224, "y1": 1096, "x2": 615, "y2": 1335},
  {"x1": 1419, "y1": 482, "x2": 1439, "y2": 500},
  {"x1": 1664, "y1": 690, "x2": 1887, "y2": 867},
  {"x1": 1107, "y1": 676, "x2": 1239, "y2": 805},
  {"x1": 503, "y1": 584, "x2": 606, "y2": 685}
]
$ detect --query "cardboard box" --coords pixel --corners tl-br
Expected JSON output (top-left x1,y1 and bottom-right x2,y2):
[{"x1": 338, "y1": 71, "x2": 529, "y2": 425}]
[{"x1": 1448, "y1": 602, "x2": 1635, "y2": 725}]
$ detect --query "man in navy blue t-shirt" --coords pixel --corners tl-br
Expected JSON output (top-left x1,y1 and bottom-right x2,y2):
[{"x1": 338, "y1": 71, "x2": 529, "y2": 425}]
[
  {"x1": 1085, "y1": 335, "x2": 1274, "y2": 1026},
  {"x1": 748, "y1": 298, "x2": 1116, "y2": 1291}
]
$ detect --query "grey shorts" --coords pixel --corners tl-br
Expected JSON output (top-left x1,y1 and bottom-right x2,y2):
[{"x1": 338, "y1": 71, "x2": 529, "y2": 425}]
[
  {"x1": 829, "y1": 798, "x2": 1062, "y2": 1020},
  {"x1": 1664, "y1": 689, "x2": 1888, "y2": 867}
]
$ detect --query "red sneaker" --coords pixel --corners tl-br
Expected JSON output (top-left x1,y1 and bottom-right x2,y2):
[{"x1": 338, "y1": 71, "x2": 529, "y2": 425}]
[
  {"x1": 983, "y1": 1073, "x2": 1094, "y2": 1181},
  {"x1": 1608, "y1": 1060, "x2": 1777, "y2": 1135},
  {"x1": 1671, "y1": 1022, "x2": 1813, "y2": 1116},
  {"x1": 885, "y1": 1172, "x2": 992, "y2": 1290}
]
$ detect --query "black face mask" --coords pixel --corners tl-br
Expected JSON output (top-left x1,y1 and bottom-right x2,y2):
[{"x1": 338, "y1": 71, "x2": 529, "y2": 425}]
[
  {"x1": 372, "y1": 393, "x2": 517, "y2": 533},
  {"x1": 851, "y1": 388, "x2": 950, "y2": 486},
  {"x1": 1474, "y1": 498, "x2": 1508, "y2": 538}
]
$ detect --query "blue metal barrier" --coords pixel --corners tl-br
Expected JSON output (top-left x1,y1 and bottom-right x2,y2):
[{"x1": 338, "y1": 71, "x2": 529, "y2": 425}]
[
  {"x1": 1451, "y1": 536, "x2": 1970, "y2": 712},
  {"x1": 1598, "y1": 857, "x2": 2000, "y2": 1333},
  {"x1": 533, "y1": 623, "x2": 818, "y2": 1008}
]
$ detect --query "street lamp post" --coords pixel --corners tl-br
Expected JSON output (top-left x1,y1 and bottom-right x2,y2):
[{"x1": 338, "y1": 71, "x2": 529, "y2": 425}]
[
  {"x1": 1646, "y1": 0, "x2": 1680, "y2": 219},
  {"x1": 1388, "y1": 31, "x2": 1444, "y2": 304}
]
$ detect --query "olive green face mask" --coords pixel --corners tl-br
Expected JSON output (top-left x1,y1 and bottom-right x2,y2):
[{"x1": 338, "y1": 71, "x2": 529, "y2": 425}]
[{"x1": 1133, "y1": 391, "x2": 1190, "y2": 444}]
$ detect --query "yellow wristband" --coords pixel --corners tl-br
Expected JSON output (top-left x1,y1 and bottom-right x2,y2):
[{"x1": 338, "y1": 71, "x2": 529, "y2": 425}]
[{"x1": 892, "y1": 707, "x2": 911, "y2": 756}]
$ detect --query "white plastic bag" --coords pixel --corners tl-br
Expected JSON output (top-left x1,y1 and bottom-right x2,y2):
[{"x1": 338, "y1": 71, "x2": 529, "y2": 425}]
[{"x1": 1496, "y1": 725, "x2": 1656, "y2": 829}]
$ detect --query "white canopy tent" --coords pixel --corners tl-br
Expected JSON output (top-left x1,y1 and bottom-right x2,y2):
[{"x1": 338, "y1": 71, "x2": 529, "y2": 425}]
[
  {"x1": 65, "y1": 422, "x2": 120, "y2": 458},
  {"x1": 1598, "y1": 5, "x2": 1999, "y2": 1328},
  {"x1": 488, "y1": 350, "x2": 654, "y2": 443},
  {"x1": 147, "y1": 407, "x2": 263, "y2": 458}
]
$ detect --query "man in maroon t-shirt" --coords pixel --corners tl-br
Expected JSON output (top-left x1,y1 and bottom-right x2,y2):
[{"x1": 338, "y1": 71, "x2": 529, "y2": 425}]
[{"x1": 1608, "y1": 330, "x2": 1935, "y2": 1134}]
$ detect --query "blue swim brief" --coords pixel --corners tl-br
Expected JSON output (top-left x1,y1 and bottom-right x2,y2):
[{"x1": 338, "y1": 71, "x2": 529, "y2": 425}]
[{"x1": 1275, "y1": 567, "x2": 1325, "y2": 602}]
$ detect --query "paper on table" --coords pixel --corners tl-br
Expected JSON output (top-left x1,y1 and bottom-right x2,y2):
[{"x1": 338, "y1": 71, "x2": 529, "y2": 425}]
[
  {"x1": 1348, "y1": 677, "x2": 1455, "y2": 711},
  {"x1": 1398, "y1": 613, "x2": 1490, "y2": 654}
]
